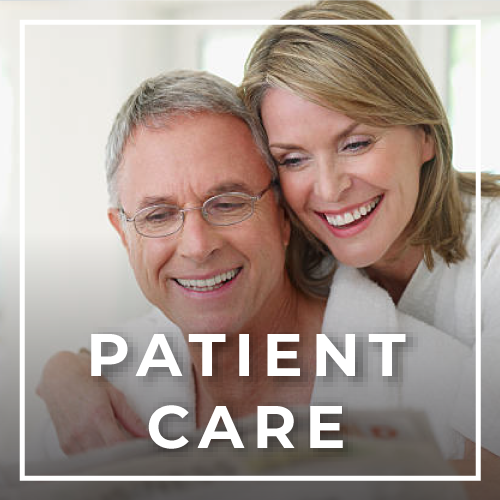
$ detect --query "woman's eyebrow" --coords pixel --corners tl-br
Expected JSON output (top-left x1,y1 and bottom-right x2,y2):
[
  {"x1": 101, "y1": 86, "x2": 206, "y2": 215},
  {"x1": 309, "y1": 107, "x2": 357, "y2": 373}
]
[{"x1": 269, "y1": 122, "x2": 361, "y2": 150}]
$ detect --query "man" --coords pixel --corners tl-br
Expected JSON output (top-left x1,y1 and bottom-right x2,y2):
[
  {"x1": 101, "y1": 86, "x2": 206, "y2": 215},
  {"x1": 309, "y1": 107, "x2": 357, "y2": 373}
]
[{"x1": 37, "y1": 70, "x2": 327, "y2": 455}]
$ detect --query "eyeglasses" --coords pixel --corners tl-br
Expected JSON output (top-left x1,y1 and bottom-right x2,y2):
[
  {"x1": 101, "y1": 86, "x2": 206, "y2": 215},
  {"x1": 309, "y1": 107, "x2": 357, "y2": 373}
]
[{"x1": 119, "y1": 181, "x2": 275, "y2": 238}]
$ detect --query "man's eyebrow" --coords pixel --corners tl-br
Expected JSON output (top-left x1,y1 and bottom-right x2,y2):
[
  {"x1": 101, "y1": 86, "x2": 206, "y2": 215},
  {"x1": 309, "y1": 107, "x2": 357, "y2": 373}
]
[
  {"x1": 205, "y1": 182, "x2": 254, "y2": 197},
  {"x1": 136, "y1": 182, "x2": 255, "y2": 209},
  {"x1": 137, "y1": 196, "x2": 178, "y2": 209},
  {"x1": 269, "y1": 121, "x2": 361, "y2": 150}
]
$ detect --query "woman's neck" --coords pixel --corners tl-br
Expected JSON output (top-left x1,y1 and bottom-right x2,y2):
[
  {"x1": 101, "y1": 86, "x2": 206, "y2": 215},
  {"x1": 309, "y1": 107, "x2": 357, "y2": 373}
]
[{"x1": 364, "y1": 244, "x2": 424, "y2": 304}]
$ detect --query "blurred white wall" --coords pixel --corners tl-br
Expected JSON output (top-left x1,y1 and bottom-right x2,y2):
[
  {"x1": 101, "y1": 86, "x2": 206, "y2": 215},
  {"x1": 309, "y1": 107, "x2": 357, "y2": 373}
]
[{"x1": 0, "y1": 0, "x2": 497, "y2": 466}]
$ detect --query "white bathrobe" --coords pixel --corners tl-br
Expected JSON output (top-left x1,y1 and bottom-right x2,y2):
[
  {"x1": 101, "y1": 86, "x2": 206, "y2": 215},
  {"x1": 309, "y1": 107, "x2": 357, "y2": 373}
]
[{"x1": 314, "y1": 194, "x2": 500, "y2": 458}]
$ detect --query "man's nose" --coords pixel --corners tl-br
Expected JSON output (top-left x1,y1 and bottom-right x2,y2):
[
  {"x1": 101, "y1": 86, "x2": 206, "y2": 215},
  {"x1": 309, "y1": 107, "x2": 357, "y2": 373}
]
[
  {"x1": 176, "y1": 210, "x2": 222, "y2": 263},
  {"x1": 314, "y1": 156, "x2": 352, "y2": 202}
]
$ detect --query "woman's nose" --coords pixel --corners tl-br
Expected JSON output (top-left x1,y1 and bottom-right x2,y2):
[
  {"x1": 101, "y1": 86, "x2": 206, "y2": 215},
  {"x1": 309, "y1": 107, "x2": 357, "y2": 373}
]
[{"x1": 314, "y1": 157, "x2": 352, "y2": 202}]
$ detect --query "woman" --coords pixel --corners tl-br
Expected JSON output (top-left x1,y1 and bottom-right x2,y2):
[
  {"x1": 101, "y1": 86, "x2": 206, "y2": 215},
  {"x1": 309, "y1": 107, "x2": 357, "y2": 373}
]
[{"x1": 240, "y1": 0, "x2": 499, "y2": 475}]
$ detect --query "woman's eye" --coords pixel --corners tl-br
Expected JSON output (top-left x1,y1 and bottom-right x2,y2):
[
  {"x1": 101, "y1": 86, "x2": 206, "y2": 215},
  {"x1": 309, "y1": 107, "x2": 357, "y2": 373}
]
[
  {"x1": 276, "y1": 155, "x2": 307, "y2": 168},
  {"x1": 341, "y1": 138, "x2": 372, "y2": 153}
]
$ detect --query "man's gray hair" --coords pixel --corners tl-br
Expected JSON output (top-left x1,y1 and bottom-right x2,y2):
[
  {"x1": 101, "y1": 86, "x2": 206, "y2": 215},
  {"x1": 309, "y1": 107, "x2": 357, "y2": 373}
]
[{"x1": 105, "y1": 70, "x2": 273, "y2": 207}]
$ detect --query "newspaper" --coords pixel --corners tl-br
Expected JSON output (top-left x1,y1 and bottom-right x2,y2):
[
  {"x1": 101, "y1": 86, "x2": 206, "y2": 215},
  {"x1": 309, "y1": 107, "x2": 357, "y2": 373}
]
[{"x1": 2, "y1": 409, "x2": 468, "y2": 500}]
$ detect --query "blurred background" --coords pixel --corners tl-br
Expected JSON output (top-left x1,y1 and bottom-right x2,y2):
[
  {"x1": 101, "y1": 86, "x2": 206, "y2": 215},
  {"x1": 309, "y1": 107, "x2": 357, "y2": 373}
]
[{"x1": 0, "y1": 0, "x2": 498, "y2": 466}]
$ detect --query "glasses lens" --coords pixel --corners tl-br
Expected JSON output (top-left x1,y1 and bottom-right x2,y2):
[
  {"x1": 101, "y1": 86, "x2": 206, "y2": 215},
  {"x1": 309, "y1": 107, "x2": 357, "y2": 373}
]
[
  {"x1": 205, "y1": 194, "x2": 253, "y2": 225},
  {"x1": 135, "y1": 205, "x2": 182, "y2": 237}
]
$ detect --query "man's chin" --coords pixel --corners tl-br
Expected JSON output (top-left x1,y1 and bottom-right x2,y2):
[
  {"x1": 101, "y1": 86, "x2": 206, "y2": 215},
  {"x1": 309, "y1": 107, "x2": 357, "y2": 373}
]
[{"x1": 175, "y1": 316, "x2": 243, "y2": 337}]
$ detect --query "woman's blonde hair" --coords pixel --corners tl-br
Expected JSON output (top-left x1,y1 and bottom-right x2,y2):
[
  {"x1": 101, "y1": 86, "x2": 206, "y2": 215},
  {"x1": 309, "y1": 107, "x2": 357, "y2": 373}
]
[{"x1": 240, "y1": 0, "x2": 500, "y2": 272}]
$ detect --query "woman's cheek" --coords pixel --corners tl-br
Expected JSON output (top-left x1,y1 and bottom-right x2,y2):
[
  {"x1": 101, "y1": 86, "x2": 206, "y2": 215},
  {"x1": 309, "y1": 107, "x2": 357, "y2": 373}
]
[{"x1": 280, "y1": 171, "x2": 313, "y2": 211}]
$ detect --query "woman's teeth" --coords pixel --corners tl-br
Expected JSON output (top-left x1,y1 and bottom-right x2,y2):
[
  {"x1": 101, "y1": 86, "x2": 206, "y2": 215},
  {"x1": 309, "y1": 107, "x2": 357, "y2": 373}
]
[
  {"x1": 325, "y1": 196, "x2": 381, "y2": 228},
  {"x1": 175, "y1": 268, "x2": 240, "y2": 292}
]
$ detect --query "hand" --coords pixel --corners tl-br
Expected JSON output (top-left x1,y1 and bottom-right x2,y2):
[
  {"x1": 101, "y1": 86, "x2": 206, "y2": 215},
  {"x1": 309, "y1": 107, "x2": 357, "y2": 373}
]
[
  {"x1": 450, "y1": 440, "x2": 500, "y2": 500},
  {"x1": 37, "y1": 350, "x2": 149, "y2": 455}
]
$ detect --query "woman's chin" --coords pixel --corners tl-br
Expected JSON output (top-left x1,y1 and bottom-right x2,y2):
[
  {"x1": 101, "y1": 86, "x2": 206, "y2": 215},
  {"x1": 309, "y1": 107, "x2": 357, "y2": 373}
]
[{"x1": 327, "y1": 246, "x2": 382, "y2": 270}]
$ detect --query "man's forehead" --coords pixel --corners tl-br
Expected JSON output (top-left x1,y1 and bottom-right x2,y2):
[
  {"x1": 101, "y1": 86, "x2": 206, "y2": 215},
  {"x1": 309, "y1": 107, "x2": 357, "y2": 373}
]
[
  {"x1": 123, "y1": 114, "x2": 262, "y2": 164},
  {"x1": 119, "y1": 113, "x2": 270, "y2": 208}
]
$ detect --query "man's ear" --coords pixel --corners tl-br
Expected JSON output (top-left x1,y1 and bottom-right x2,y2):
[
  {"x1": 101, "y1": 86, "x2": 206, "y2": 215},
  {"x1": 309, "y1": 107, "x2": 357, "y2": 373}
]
[
  {"x1": 108, "y1": 208, "x2": 129, "y2": 251},
  {"x1": 281, "y1": 206, "x2": 291, "y2": 248}
]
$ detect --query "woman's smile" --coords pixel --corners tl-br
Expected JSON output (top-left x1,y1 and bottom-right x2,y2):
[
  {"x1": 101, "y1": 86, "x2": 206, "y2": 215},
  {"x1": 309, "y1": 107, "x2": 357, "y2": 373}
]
[{"x1": 317, "y1": 194, "x2": 383, "y2": 238}]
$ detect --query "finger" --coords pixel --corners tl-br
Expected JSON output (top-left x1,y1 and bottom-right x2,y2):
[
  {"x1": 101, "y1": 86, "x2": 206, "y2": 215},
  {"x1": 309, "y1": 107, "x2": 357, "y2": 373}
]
[
  {"x1": 99, "y1": 422, "x2": 129, "y2": 448},
  {"x1": 58, "y1": 422, "x2": 107, "y2": 455},
  {"x1": 108, "y1": 388, "x2": 149, "y2": 438},
  {"x1": 47, "y1": 401, "x2": 108, "y2": 455},
  {"x1": 90, "y1": 404, "x2": 131, "y2": 447}
]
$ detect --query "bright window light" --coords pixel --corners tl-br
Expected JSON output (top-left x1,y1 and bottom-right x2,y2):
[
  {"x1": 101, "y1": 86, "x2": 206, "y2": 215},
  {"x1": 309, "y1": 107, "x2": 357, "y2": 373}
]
[
  {"x1": 448, "y1": 25, "x2": 476, "y2": 172},
  {"x1": 0, "y1": 58, "x2": 13, "y2": 227},
  {"x1": 449, "y1": 21, "x2": 499, "y2": 174},
  {"x1": 200, "y1": 28, "x2": 263, "y2": 85},
  {"x1": 480, "y1": 20, "x2": 500, "y2": 174}
]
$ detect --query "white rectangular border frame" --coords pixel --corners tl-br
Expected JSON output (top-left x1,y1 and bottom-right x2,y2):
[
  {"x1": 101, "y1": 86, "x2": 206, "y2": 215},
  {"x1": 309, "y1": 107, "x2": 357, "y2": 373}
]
[{"x1": 20, "y1": 18, "x2": 481, "y2": 482}]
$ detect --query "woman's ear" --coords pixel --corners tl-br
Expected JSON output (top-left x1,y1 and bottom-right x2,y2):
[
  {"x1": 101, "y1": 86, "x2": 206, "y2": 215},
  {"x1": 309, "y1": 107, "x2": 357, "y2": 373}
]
[
  {"x1": 420, "y1": 126, "x2": 436, "y2": 164},
  {"x1": 108, "y1": 208, "x2": 130, "y2": 251}
]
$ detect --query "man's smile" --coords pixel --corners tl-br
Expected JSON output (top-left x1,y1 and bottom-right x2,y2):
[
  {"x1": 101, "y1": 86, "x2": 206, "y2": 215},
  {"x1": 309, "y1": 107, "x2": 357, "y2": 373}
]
[{"x1": 173, "y1": 267, "x2": 242, "y2": 292}]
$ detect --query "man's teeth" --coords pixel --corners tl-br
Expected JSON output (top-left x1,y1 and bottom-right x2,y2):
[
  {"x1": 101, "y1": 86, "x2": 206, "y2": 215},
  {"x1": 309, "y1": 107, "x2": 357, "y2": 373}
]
[
  {"x1": 175, "y1": 268, "x2": 240, "y2": 292},
  {"x1": 325, "y1": 196, "x2": 381, "y2": 227}
]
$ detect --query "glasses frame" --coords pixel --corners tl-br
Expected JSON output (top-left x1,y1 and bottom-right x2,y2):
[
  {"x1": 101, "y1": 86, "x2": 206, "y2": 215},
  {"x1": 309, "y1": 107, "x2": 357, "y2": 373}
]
[{"x1": 119, "y1": 180, "x2": 276, "y2": 238}]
